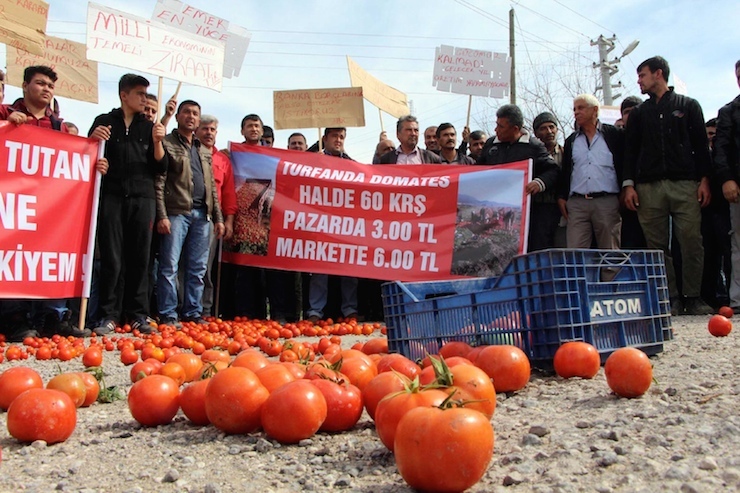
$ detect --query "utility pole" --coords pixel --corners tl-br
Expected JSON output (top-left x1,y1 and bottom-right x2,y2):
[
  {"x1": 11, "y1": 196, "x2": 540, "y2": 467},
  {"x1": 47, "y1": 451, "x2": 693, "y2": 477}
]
[
  {"x1": 591, "y1": 35, "x2": 640, "y2": 105},
  {"x1": 509, "y1": 8, "x2": 516, "y2": 105}
]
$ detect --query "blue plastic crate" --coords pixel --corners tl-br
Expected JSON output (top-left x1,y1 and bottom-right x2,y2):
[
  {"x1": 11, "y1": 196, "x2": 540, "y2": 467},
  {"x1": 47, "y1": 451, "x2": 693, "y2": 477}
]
[{"x1": 382, "y1": 249, "x2": 672, "y2": 366}]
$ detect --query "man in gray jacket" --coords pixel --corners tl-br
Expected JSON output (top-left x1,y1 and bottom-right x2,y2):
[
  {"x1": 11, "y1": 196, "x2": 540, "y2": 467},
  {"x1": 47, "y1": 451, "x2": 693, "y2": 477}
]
[{"x1": 156, "y1": 100, "x2": 224, "y2": 327}]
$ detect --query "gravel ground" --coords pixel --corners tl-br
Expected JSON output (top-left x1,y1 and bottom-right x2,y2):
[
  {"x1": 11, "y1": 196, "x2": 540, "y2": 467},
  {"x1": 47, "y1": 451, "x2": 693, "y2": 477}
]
[{"x1": 0, "y1": 314, "x2": 738, "y2": 493}]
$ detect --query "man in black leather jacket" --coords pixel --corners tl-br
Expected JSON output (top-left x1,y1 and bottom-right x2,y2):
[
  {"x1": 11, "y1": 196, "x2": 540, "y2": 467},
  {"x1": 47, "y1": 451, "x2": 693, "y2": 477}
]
[
  {"x1": 88, "y1": 74, "x2": 167, "y2": 335},
  {"x1": 477, "y1": 104, "x2": 559, "y2": 251}
]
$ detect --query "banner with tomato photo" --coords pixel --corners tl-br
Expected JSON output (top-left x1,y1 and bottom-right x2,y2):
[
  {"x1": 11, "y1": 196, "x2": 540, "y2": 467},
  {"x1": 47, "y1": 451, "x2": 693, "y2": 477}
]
[
  {"x1": 0, "y1": 122, "x2": 101, "y2": 298},
  {"x1": 223, "y1": 143, "x2": 531, "y2": 282}
]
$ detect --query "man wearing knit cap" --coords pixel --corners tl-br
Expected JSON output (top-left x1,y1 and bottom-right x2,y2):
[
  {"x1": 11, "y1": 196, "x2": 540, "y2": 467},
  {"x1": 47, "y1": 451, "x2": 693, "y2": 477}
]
[{"x1": 533, "y1": 111, "x2": 566, "y2": 247}]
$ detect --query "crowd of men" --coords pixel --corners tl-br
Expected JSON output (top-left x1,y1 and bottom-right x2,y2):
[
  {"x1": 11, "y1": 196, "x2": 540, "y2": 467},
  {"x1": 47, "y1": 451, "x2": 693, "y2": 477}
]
[{"x1": 2, "y1": 54, "x2": 740, "y2": 342}]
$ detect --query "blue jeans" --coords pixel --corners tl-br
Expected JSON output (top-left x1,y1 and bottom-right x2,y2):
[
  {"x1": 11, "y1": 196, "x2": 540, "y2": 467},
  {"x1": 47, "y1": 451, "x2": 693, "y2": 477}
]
[
  {"x1": 307, "y1": 274, "x2": 358, "y2": 318},
  {"x1": 157, "y1": 209, "x2": 211, "y2": 320}
]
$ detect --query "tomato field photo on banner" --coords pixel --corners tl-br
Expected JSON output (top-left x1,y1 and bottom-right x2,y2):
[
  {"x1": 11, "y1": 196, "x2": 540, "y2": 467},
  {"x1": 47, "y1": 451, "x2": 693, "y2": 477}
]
[
  {"x1": 0, "y1": 122, "x2": 101, "y2": 299},
  {"x1": 223, "y1": 144, "x2": 530, "y2": 282}
]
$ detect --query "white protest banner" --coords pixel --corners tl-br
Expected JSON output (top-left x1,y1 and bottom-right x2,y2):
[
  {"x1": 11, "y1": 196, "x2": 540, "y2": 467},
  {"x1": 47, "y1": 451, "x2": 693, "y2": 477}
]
[
  {"x1": 7, "y1": 36, "x2": 99, "y2": 103},
  {"x1": 433, "y1": 45, "x2": 511, "y2": 98},
  {"x1": 347, "y1": 56, "x2": 409, "y2": 118},
  {"x1": 151, "y1": 0, "x2": 251, "y2": 79},
  {"x1": 0, "y1": 0, "x2": 48, "y2": 56},
  {"x1": 273, "y1": 87, "x2": 365, "y2": 130},
  {"x1": 86, "y1": 3, "x2": 224, "y2": 91}
]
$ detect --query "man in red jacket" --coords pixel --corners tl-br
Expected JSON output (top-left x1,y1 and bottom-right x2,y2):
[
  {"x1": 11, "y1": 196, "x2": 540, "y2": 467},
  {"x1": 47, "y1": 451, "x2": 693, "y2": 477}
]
[{"x1": 196, "y1": 115, "x2": 237, "y2": 316}]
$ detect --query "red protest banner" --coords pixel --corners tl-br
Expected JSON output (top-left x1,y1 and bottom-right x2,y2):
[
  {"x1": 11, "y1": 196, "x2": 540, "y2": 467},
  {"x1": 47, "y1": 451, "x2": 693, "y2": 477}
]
[
  {"x1": 0, "y1": 122, "x2": 100, "y2": 299},
  {"x1": 222, "y1": 145, "x2": 531, "y2": 282}
]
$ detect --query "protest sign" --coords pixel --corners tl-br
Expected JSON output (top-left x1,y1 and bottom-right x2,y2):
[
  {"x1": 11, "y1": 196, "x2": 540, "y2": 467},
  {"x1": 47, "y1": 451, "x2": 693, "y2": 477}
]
[
  {"x1": 0, "y1": 122, "x2": 101, "y2": 299},
  {"x1": 0, "y1": 0, "x2": 48, "y2": 56},
  {"x1": 599, "y1": 106, "x2": 622, "y2": 126},
  {"x1": 273, "y1": 87, "x2": 365, "y2": 130},
  {"x1": 86, "y1": 2, "x2": 224, "y2": 91},
  {"x1": 347, "y1": 56, "x2": 409, "y2": 118},
  {"x1": 222, "y1": 145, "x2": 531, "y2": 282},
  {"x1": 7, "y1": 36, "x2": 99, "y2": 103},
  {"x1": 151, "y1": 0, "x2": 251, "y2": 79},
  {"x1": 433, "y1": 45, "x2": 511, "y2": 98}
]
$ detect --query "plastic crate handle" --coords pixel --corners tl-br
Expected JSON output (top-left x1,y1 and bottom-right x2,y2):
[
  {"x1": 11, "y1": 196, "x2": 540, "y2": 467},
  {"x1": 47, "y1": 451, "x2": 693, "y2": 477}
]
[
  {"x1": 393, "y1": 281, "x2": 420, "y2": 303},
  {"x1": 596, "y1": 250, "x2": 637, "y2": 282}
]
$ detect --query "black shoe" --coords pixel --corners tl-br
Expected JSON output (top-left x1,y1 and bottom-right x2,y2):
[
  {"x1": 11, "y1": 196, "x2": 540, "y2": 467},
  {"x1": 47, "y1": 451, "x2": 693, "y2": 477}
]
[
  {"x1": 130, "y1": 317, "x2": 155, "y2": 334},
  {"x1": 670, "y1": 297, "x2": 684, "y2": 316},
  {"x1": 43, "y1": 312, "x2": 91, "y2": 338},
  {"x1": 182, "y1": 315, "x2": 208, "y2": 325},
  {"x1": 684, "y1": 297, "x2": 713, "y2": 316},
  {"x1": 2, "y1": 312, "x2": 38, "y2": 342},
  {"x1": 161, "y1": 317, "x2": 182, "y2": 329},
  {"x1": 93, "y1": 320, "x2": 116, "y2": 336}
]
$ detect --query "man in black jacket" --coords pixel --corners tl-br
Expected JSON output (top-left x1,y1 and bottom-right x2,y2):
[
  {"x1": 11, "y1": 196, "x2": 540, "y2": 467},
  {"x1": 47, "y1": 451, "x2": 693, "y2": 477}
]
[
  {"x1": 378, "y1": 115, "x2": 442, "y2": 164},
  {"x1": 622, "y1": 56, "x2": 713, "y2": 316},
  {"x1": 714, "y1": 59, "x2": 740, "y2": 310},
  {"x1": 557, "y1": 94, "x2": 623, "y2": 249},
  {"x1": 477, "y1": 104, "x2": 560, "y2": 251},
  {"x1": 88, "y1": 74, "x2": 167, "y2": 334}
]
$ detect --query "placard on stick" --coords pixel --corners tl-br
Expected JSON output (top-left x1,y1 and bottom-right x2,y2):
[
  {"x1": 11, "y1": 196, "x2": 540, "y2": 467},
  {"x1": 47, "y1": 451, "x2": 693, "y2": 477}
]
[
  {"x1": 86, "y1": 2, "x2": 224, "y2": 91},
  {"x1": 7, "y1": 36, "x2": 99, "y2": 103},
  {"x1": 0, "y1": 0, "x2": 48, "y2": 56},
  {"x1": 347, "y1": 56, "x2": 409, "y2": 118},
  {"x1": 433, "y1": 45, "x2": 511, "y2": 98},
  {"x1": 273, "y1": 87, "x2": 365, "y2": 130},
  {"x1": 151, "y1": 0, "x2": 251, "y2": 79}
]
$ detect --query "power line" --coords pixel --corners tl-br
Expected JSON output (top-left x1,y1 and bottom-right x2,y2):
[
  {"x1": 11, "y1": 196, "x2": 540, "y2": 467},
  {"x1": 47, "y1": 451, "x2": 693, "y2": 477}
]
[
  {"x1": 548, "y1": 0, "x2": 615, "y2": 34},
  {"x1": 510, "y1": 0, "x2": 590, "y2": 39}
]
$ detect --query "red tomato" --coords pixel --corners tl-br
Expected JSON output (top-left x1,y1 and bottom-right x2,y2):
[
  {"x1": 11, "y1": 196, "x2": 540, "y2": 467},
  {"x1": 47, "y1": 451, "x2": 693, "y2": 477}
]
[
  {"x1": 708, "y1": 314, "x2": 733, "y2": 337},
  {"x1": 310, "y1": 379, "x2": 363, "y2": 432},
  {"x1": 553, "y1": 341, "x2": 601, "y2": 379},
  {"x1": 718, "y1": 306, "x2": 734, "y2": 318},
  {"x1": 448, "y1": 363, "x2": 496, "y2": 419},
  {"x1": 339, "y1": 356, "x2": 378, "y2": 391},
  {"x1": 360, "y1": 337, "x2": 388, "y2": 355},
  {"x1": 159, "y1": 362, "x2": 186, "y2": 387},
  {"x1": 256, "y1": 364, "x2": 296, "y2": 393},
  {"x1": 82, "y1": 346, "x2": 103, "y2": 367},
  {"x1": 180, "y1": 379, "x2": 210, "y2": 426},
  {"x1": 129, "y1": 361, "x2": 157, "y2": 383},
  {"x1": 439, "y1": 341, "x2": 473, "y2": 359},
  {"x1": 231, "y1": 350, "x2": 270, "y2": 373},
  {"x1": 166, "y1": 353, "x2": 203, "y2": 383},
  {"x1": 7, "y1": 389, "x2": 77, "y2": 444},
  {"x1": 475, "y1": 345, "x2": 531, "y2": 393},
  {"x1": 604, "y1": 347, "x2": 653, "y2": 398},
  {"x1": 395, "y1": 406, "x2": 494, "y2": 492},
  {"x1": 205, "y1": 367, "x2": 269, "y2": 434},
  {"x1": 128, "y1": 375, "x2": 180, "y2": 426},
  {"x1": 374, "y1": 388, "x2": 449, "y2": 451},
  {"x1": 46, "y1": 373, "x2": 87, "y2": 408},
  {"x1": 0, "y1": 367, "x2": 44, "y2": 410},
  {"x1": 375, "y1": 354, "x2": 421, "y2": 379},
  {"x1": 261, "y1": 380, "x2": 327, "y2": 443},
  {"x1": 120, "y1": 348, "x2": 139, "y2": 366},
  {"x1": 362, "y1": 371, "x2": 408, "y2": 421},
  {"x1": 76, "y1": 372, "x2": 100, "y2": 407}
]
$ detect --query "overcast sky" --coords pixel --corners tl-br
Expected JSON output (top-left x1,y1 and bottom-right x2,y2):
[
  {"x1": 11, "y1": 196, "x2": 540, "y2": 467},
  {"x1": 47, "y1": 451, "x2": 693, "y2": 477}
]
[{"x1": 2, "y1": 0, "x2": 738, "y2": 163}]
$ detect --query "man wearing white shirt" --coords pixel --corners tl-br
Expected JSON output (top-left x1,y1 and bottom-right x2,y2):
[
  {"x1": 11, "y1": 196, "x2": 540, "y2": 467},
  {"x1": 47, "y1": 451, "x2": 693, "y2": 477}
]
[{"x1": 557, "y1": 94, "x2": 624, "y2": 249}]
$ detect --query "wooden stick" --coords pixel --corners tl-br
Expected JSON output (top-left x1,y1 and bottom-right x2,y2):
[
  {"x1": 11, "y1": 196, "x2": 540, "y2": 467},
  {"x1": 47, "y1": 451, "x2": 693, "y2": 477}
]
[
  {"x1": 318, "y1": 128, "x2": 323, "y2": 152},
  {"x1": 214, "y1": 238, "x2": 223, "y2": 318},
  {"x1": 157, "y1": 76, "x2": 164, "y2": 121},
  {"x1": 379, "y1": 108, "x2": 384, "y2": 132},
  {"x1": 466, "y1": 95, "x2": 472, "y2": 129},
  {"x1": 78, "y1": 298, "x2": 88, "y2": 333},
  {"x1": 173, "y1": 81, "x2": 182, "y2": 100}
]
